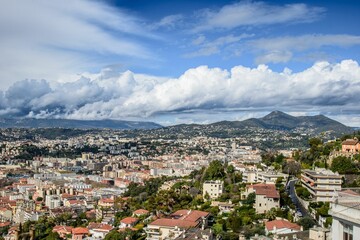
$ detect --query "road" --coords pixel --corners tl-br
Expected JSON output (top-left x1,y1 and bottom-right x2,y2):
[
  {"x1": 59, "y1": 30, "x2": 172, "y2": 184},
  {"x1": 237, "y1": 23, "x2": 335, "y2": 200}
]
[{"x1": 287, "y1": 179, "x2": 309, "y2": 218}]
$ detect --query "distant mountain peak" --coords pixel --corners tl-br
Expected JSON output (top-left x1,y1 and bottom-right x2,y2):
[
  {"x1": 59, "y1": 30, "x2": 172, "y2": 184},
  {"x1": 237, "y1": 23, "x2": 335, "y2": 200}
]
[{"x1": 262, "y1": 110, "x2": 295, "y2": 120}]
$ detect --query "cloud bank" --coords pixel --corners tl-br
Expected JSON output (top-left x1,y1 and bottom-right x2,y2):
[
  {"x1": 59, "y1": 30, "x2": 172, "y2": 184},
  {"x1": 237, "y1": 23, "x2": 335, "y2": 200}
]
[
  {"x1": 0, "y1": 0, "x2": 154, "y2": 89},
  {"x1": 1, "y1": 60, "x2": 360, "y2": 124}
]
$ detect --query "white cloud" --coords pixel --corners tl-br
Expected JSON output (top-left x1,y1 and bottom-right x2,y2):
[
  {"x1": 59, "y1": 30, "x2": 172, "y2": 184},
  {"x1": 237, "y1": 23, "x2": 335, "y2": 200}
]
[
  {"x1": 251, "y1": 34, "x2": 360, "y2": 63},
  {"x1": 185, "y1": 34, "x2": 253, "y2": 57},
  {"x1": 255, "y1": 51, "x2": 293, "y2": 64},
  {"x1": 1, "y1": 60, "x2": 360, "y2": 126},
  {"x1": 193, "y1": 1, "x2": 324, "y2": 32},
  {"x1": 0, "y1": 0, "x2": 154, "y2": 89},
  {"x1": 251, "y1": 34, "x2": 360, "y2": 52},
  {"x1": 150, "y1": 14, "x2": 183, "y2": 30}
]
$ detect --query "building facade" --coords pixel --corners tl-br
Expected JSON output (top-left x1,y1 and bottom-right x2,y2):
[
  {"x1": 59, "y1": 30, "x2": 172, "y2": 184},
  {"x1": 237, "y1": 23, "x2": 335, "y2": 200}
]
[
  {"x1": 203, "y1": 180, "x2": 224, "y2": 200},
  {"x1": 330, "y1": 190, "x2": 360, "y2": 240},
  {"x1": 301, "y1": 168, "x2": 342, "y2": 202}
]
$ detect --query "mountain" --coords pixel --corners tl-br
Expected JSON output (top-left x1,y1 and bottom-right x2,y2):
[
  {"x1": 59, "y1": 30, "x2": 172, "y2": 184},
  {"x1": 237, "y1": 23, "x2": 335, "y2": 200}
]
[
  {"x1": 210, "y1": 111, "x2": 352, "y2": 135},
  {"x1": 0, "y1": 118, "x2": 162, "y2": 130}
]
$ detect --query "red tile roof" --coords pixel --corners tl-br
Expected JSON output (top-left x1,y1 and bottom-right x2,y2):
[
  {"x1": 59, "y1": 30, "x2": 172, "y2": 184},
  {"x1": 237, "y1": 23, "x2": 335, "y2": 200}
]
[
  {"x1": 0, "y1": 222, "x2": 11, "y2": 228},
  {"x1": 149, "y1": 218, "x2": 198, "y2": 228},
  {"x1": 121, "y1": 217, "x2": 139, "y2": 225},
  {"x1": 53, "y1": 225, "x2": 73, "y2": 234},
  {"x1": 265, "y1": 220, "x2": 301, "y2": 231},
  {"x1": 249, "y1": 183, "x2": 280, "y2": 198},
  {"x1": 342, "y1": 139, "x2": 359, "y2": 145},
  {"x1": 72, "y1": 227, "x2": 89, "y2": 235},
  {"x1": 133, "y1": 209, "x2": 149, "y2": 215},
  {"x1": 148, "y1": 209, "x2": 209, "y2": 229}
]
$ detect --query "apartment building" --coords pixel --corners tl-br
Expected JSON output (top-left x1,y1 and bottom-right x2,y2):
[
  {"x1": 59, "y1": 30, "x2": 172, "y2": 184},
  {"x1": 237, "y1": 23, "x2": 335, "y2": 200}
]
[
  {"x1": 330, "y1": 190, "x2": 360, "y2": 240},
  {"x1": 203, "y1": 180, "x2": 224, "y2": 200},
  {"x1": 301, "y1": 168, "x2": 342, "y2": 202}
]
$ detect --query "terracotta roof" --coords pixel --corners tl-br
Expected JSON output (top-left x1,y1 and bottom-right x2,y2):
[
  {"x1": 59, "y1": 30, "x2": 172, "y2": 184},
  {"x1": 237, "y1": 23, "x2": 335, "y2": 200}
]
[
  {"x1": 170, "y1": 210, "x2": 209, "y2": 222},
  {"x1": 265, "y1": 220, "x2": 301, "y2": 231},
  {"x1": 88, "y1": 223, "x2": 113, "y2": 231},
  {"x1": 121, "y1": 217, "x2": 139, "y2": 225},
  {"x1": 133, "y1": 209, "x2": 149, "y2": 215},
  {"x1": 53, "y1": 225, "x2": 73, "y2": 233},
  {"x1": 249, "y1": 183, "x2": 280, "y2": 198},
  {"x1": 342, "y1": 139, "x2": 359, "y2": 145},
  {"x1": 0, "y1": 222, "x2": 11, "y2": 227},
  {"x1": 149, "y1": 218, "x2": 198, "y2": 228},
  {"x1": 72, "y1": 227, "x2": 89, "y2": 235},
  {"x1": 100, "y1": 198, "x2": 114, "y2": 203}
]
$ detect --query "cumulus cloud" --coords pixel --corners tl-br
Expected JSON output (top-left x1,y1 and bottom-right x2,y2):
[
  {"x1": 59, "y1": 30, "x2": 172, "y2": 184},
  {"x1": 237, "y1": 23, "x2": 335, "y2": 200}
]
[
  {"x1": 0, "y1": 0, "x2": 155, "y2": 89},
  {"x1": 193, "y1": 1, "x2": 324, "y2": 32},
  {"x1": 1, "y1": 60, "x2": 360, "y2": 124}
]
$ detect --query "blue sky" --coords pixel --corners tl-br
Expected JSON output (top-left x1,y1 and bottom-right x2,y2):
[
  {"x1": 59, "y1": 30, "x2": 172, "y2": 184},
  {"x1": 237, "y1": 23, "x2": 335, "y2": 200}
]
[{"x1": 0, "y1": 0, "x2": 360, "y2": 126}]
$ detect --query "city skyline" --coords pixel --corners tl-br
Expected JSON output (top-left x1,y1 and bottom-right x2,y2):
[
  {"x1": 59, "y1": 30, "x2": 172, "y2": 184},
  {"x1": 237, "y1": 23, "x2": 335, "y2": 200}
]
[{"x1": 0, "y1": 0, "x2": 360, "y2": 126}]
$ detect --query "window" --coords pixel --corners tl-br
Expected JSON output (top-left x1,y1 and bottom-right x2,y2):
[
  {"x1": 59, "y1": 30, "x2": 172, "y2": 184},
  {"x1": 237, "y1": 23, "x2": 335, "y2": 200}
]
[{"x1": 343, "y1": 223, "x2": 353, "y2": 240}]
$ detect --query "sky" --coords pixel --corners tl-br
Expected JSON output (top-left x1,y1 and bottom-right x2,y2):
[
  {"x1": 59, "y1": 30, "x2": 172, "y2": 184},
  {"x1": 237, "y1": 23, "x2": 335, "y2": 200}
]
[{"x1": 0, "y1": 0, "x2": 360, "y2": 126}]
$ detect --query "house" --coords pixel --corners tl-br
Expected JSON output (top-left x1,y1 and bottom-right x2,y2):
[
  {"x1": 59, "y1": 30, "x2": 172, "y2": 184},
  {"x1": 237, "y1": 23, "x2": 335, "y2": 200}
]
[
  {"x1": 98, "y1": 198, "x2": 114, "y2": 208},
  {"x1": 211, "y1": 201, "x2": 234, "y2": 213},
  {"x1": 87, "y1": 222, "x2": 113, "y2": 239},
  {"x1": 203, "y1": 180, "x2": 224, "y2": 200},
  {"x1": 133, "y1": 209, "x2": 150, "y2": 217},
  {"x1": 342, "y1": 138, "x2": 360, "y2": 153},
  {"x1": 330, "y1": 190, "x2": 360, "y2": 240},
  {"x1": 120, "y1": 217, "x2": 139, "y2": 229},
  {"x1": 244, "y1": 183, "x2": 280, "y2": 214},
  {"x1": 53, "y1": 225, "x2": 73, "y2": 239},
  {"x1": 72, "y1": 227, "x2": 89, "y2": 240},
  {"x1": 265, "y1": 219, "x2": 301, "y2": 235},
  {"x1": 145, "y1": 210, "x2": 210, "y2": 240}
]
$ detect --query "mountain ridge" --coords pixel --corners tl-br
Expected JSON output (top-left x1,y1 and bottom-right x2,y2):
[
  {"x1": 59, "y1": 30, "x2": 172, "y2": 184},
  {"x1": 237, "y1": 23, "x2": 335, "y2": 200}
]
[{"x1": 0, "y1": 118, "x2": 162, "y2": 130}]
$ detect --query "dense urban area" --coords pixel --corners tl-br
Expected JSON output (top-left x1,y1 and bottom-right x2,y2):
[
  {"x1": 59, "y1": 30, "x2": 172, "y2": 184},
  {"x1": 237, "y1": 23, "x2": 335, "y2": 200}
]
[{"x1": 0, "y1": 125, "x2": 359, "y2": 240}]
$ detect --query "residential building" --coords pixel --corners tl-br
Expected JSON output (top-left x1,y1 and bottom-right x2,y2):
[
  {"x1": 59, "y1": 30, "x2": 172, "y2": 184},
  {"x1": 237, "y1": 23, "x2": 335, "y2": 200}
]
[
  {"x1": 45, "y1": 195, "x2": 62, "y2": 209},
  {"x1": 244, "y1": 183, "x2": 280, "y2": 214},
  {"x1": 330, "y1": 190, "x2": 360, "y2": 240},
  {"x1": 87, "y1": 223, "x2": 113, "y2": 239},
  {"x1": 203, "y1": 180, "x2": 224, "y2": 200},
  {"x1": 52, "y1": 225, "x2": 73, "y2": 239},
  {"x1": 72, "y1": 227, "x2": 89, "y2": 240},
  {"x1": 301, "y1": 168, "x2": 342, "y2": 202},
  {"x1": 256, "y1": 170, "x2": 288, "y2": 184},
  {"x1": 342, "y1": 138, "x2": 360, "y2": 153},
  {"x1": 145, "y1": 209, "x2": 210, "y2": 240},
  {"x1": 120, "y1": 217, "x2": 139, "y2": 229},
  {"x1": 265, "y1": 219, "x2": 301, "y2": 235}
]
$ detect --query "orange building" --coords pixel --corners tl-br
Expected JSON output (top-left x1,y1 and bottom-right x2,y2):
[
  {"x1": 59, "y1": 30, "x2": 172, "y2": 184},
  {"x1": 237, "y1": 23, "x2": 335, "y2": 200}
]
[{"x1": 342, "y1": 138, "x2": 360, "y2": 153}]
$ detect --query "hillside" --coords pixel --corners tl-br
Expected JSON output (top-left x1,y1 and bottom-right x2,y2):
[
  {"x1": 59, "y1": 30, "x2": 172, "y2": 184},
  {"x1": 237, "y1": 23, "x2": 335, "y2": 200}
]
[{"x1": 0, "y1": 118, "x2": 162, "y2": 130}]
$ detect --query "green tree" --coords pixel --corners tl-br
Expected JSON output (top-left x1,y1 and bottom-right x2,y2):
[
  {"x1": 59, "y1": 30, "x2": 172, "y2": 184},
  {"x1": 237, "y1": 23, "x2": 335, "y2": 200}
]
[
  {"x1": 203, "y1": 160, "x2": 225, "y2": 181},
  {"x1": 331, "y1": 156, "x2": 356, "y2": 174},
  {"x1": 297, "y1": 216, "x2": 316, "y2": 230}
]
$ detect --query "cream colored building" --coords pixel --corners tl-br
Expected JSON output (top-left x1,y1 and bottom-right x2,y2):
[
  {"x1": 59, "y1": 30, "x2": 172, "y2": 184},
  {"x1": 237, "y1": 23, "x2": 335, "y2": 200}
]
[
  {"x1": 330, "y1": 190, "x2": 360, "y2": 240},
  {"x1": 244, "y1": 183, "x2": 280, "y2": 214},
  {"x1": 203, "y1": 180, "x2": 224, "y2": 200},
  {"x1": 301, "y1": 168, "x2": 342, "y2": 202}
]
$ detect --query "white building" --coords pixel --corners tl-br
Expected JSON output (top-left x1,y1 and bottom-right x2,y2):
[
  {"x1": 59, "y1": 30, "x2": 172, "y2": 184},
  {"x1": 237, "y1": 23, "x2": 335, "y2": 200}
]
[
  {"x1": 301, "y1": 168, "x2": 342, "y2": 202},
  {"x1": 330, "y1": 190, "x2": 360, "y2": 240},
  {"x1": 203, "y1": 180, "x2": 224, "y2": 200},
  {"x1": 45, "y1": 195, "x2": 62, "y2": 209}
]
